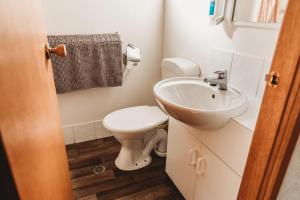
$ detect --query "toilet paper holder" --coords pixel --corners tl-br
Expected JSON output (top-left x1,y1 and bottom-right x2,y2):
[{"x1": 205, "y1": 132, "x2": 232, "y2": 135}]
[{"x1": 123, "y1": 43, "x2": 141, "y2": 66}]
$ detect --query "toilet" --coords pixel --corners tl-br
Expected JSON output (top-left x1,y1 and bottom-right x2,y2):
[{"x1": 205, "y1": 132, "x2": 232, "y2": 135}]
[{"x1": 103, "y1": 58, "x2": 201, "y2": 171}]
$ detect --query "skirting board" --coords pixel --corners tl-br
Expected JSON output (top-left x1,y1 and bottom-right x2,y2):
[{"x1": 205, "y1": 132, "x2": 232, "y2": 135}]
[{"x1": 62, "y1": 120, "x2": 112, "y2": 145}]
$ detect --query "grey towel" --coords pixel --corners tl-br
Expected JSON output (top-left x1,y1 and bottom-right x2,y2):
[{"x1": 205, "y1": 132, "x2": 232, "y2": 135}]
[{"x1": 48, "y1": 34, "x2": 123, "y2": 94}]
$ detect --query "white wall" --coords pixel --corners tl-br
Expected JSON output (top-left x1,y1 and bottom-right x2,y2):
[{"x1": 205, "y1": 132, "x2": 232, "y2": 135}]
[
  {"x1": 41, "y1": 0, "x2": 165, "y2": 125},
  {"x1": 163, "y1": 0, "x2": 280, "y2": 81}
]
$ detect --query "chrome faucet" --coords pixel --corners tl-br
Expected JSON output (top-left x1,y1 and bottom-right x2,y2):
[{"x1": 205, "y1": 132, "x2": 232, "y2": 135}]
[{"x1": 204, "y1": 70, "x2": 228, "y2": 90}]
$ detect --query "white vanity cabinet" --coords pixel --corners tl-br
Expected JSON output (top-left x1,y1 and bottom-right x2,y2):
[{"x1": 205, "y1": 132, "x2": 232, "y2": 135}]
[
  {"x1": 193, "y1": 146, "x2": 241, "y2": 200},
  {"x1": 166, "y1": 117, "x2": 246, "y2": 200},
  {"x1": 165, "y1": 119, "x2": 199, "y2": 199}
]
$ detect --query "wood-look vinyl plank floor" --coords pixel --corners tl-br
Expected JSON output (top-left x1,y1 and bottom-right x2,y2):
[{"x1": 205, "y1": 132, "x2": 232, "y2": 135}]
[{"x1": 66, "y1": 137, "x2": 184, "y2": 200}]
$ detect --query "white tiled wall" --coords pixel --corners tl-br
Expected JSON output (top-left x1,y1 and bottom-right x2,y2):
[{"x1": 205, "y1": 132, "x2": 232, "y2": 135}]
[
  {"x1": 229, "y1": 53, "x2": 265, "y2": 97},
  {"x1": 62, "y1": 120, "x2": 112, "y2": 145},
  {"x1": 73, "y1": 122, "x2": 95, "y2": 143},
  {"x1": 209, "y1": 49, "x2": 270, "y2": 99},
  {"x1": 62, "y1": 125, "x2": 74, "y2": 145},
  {"x1": 94, "y1": 120, "x2": 112, "y2": 139},
  {"x1": 207, "y1": 49, "x2": 233, "y2": 76}
]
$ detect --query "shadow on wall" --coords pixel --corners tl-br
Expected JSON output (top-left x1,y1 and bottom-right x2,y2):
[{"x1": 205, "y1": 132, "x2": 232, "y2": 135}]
[{"x1": 222, "y1": 19, "x2": 235, "y2": 38}]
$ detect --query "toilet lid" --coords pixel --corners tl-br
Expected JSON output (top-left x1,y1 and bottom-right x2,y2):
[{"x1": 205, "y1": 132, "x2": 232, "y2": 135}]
[{"x1": 103, "y1": 106, "x2": 168, "y2": 133}]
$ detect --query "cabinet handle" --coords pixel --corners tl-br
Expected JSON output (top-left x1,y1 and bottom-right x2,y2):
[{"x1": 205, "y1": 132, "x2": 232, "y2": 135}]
[
  {"x1": 195, "y1": 157, "x2": 206, "y2": 175},
  {"x1": 188, "y1": 148, "x2": 198, "y2": 166}
]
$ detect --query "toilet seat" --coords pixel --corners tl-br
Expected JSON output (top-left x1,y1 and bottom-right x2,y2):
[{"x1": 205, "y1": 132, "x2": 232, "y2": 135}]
[{"x1": 103, "y1": 106, "x2": 168, "y2": 133}]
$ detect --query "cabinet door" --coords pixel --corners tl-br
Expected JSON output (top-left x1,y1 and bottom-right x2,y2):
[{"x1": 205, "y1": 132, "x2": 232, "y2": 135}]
[
  {"x1": 194, "y1": 145, "x2": 241, "y2": 200},
  {"x1": 166, "y1": 119, "x2": 200, "y2": 200}
]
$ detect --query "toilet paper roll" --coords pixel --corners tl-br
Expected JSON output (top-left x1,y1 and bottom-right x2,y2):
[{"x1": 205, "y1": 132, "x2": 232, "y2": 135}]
[{"x1": 126, "y1": 45, "x2": 141, "y2": 63}]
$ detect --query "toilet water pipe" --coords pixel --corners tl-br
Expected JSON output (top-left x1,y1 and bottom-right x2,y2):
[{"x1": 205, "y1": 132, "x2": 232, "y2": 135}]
[{"x1": 143, "y1": 129, "x2": 168, "y2": 156}]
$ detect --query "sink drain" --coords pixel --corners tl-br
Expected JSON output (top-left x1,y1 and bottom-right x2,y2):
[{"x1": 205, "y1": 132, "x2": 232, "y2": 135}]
[{"x1": 93, "y1": 165, "x2": 106, "y2": 174}]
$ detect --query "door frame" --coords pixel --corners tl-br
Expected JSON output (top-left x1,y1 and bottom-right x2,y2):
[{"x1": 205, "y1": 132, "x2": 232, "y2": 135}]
[{"x1": 237, "y1": 0, "x2": 300, "y2": 199}]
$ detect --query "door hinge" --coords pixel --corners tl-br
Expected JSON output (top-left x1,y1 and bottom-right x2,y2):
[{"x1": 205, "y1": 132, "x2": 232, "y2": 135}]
[{"x1": 265, "y1": 71, "x2": 280, "y2": 88}]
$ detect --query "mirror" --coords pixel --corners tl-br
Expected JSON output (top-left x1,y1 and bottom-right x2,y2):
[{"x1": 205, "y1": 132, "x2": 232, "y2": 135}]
[{"x1": 233, "y1": 0, "x2": 289, "y2": 25}]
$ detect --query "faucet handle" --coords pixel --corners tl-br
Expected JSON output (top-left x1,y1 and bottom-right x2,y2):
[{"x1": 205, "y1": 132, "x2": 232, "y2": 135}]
[{"x1": 214, "y1": 70, "x2": 227, "y2": 79}]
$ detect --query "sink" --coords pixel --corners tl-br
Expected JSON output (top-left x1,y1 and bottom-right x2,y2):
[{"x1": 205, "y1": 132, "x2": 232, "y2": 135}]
[{"x1": 153, "y1": 77, "x2": 248, "y2": 129}]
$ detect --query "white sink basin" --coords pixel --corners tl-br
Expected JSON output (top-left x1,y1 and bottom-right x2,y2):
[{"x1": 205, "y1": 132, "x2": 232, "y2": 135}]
[{"x1": 153, "y1": 77, "x2": 248, "y2": 129}]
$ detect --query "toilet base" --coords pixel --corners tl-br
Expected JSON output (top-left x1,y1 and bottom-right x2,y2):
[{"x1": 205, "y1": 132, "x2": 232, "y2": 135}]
[
  {"x1": 115, "y1": 155, "x2": 152, "y2": 171},
  {"x1": 114, "y1": 140, "x2": 152, "y2": 171}
]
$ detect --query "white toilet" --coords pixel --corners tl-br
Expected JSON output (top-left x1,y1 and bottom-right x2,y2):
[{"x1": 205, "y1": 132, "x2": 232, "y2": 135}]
[{"x1": 103, "y1": 58, "x2": 200, "y2": 171}]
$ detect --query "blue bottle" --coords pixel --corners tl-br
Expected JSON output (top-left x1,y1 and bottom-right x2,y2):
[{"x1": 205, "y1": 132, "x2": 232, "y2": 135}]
[{"x1": 209, "y1": 0, "x2": 216, "y2": 16}]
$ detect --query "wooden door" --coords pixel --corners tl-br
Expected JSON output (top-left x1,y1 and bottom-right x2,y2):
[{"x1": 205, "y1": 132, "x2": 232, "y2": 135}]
[
  {"x1": 237, "y1": 0, "x2": 300, "y2": 199},
  {"x1": 0, "y1": 0, "x2": 73, "y2": 199}
]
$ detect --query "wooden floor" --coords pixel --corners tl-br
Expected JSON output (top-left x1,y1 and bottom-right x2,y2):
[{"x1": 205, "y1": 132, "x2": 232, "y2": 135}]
[{"x1": 66, "y1": 137, "x2": 184, "y2": 200}]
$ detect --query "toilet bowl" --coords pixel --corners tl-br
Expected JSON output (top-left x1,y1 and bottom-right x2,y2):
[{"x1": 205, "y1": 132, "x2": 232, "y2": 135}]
[
  {"x1": 103, "y1": 58, "x2": 201, "y2": 170},
  {"x1": 103, "y1": 106, "x2": 168, "y2": 171}
]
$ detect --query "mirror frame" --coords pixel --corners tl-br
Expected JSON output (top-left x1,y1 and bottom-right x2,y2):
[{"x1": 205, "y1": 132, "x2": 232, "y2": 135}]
[{"x1": 231, "y1": 0, "x2": 281, "y2": 29}]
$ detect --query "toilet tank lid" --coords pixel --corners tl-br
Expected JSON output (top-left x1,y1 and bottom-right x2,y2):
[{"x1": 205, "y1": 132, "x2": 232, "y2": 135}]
[
  {"x1": 103, "y1": 106, "x2": 168, "y2": 133},
  {"x1": 161, "y1": 58, "x2": 201, "y2": 76}
]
